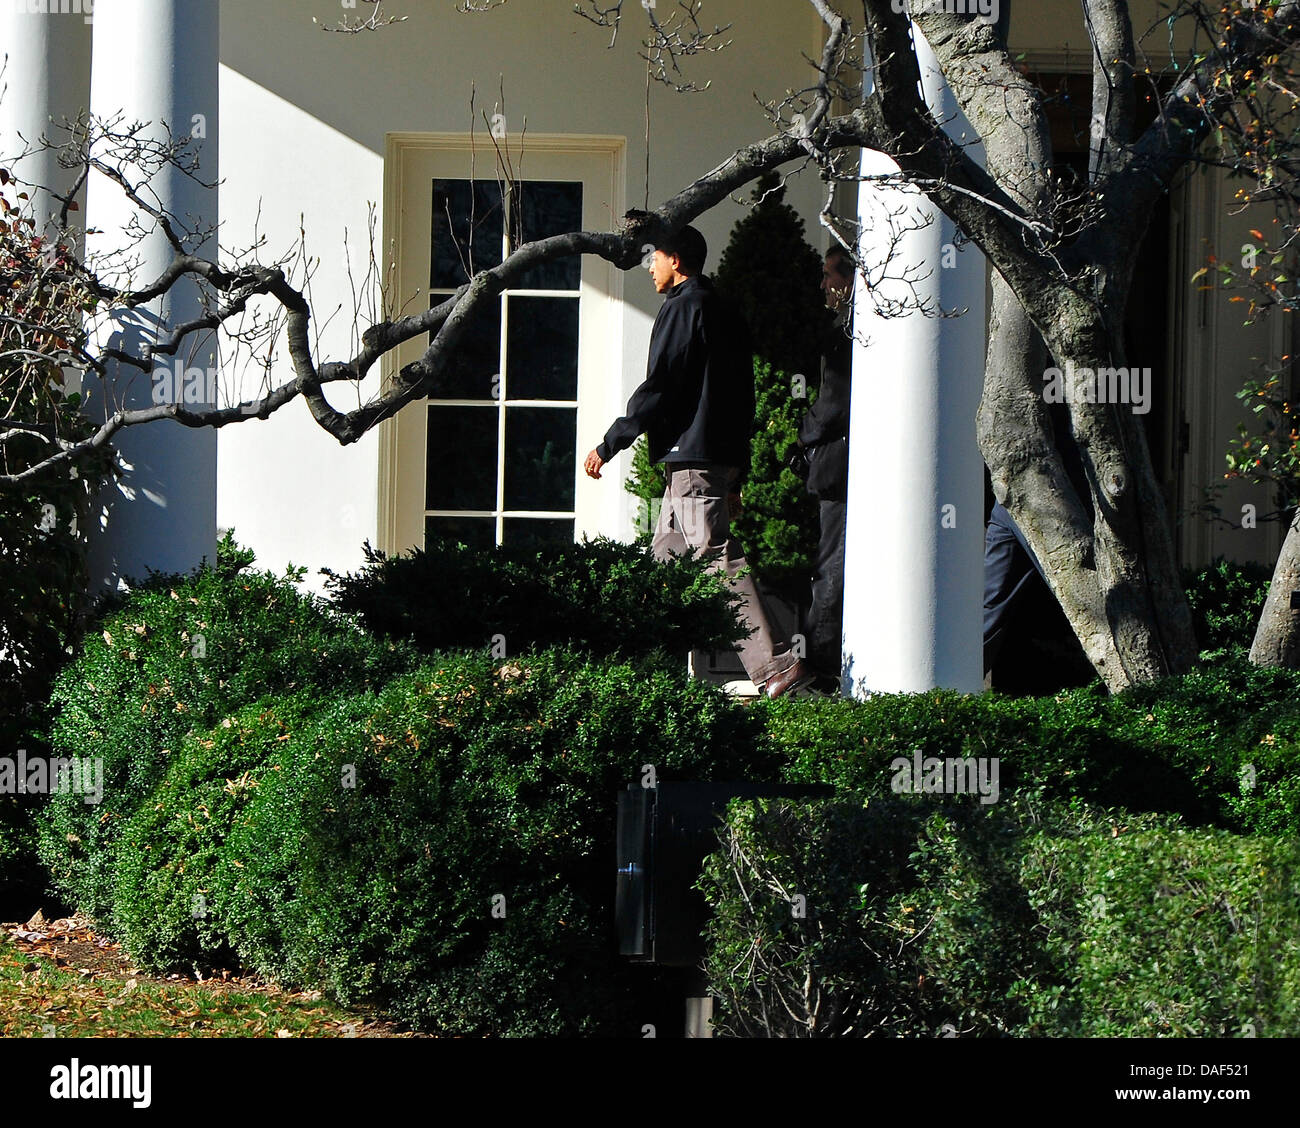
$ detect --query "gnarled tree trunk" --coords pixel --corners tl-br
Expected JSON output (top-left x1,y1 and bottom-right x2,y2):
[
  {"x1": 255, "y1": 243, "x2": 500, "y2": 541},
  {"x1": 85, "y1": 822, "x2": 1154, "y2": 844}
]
[
  {"x1": 916, "y1": 4, "x2": 1198, "y2": 690},
  {"x1": 1250, "y1": 510, "x2": 1300, "y2": 667}
]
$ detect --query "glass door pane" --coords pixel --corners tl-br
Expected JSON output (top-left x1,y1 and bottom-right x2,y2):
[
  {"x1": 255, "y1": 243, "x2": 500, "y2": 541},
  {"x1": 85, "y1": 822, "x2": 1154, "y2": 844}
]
[
  {"x1": 426, "y1": 404, "x2": 498, "y2": 510},
  {"x1": 503, "y1": 407, "x2": 576, "y2": 511},
  {"x1": 432, "y1": 180, "x2": 503, "y2": 286},
  {"x1": 510, "y1": 181, "x2": 583, "y2": 290},
  {"x1": 506, "y1": 296, "x2": 579, "y2": 400},
  {"x1": 503, "y1": 518, "x2": 575, "y2": 548}
]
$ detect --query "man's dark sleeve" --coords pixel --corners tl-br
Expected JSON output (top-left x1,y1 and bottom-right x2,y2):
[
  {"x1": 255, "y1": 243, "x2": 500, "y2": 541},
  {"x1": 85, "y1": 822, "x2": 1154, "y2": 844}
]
[
  {"x1": 798, "y1": 391, "x2": 832, "y2": 448},
  {"x1": 800, "y1": 331, "x2": 851, "y2": 448},
  {"x1": 595, "y1": 300, "x2": 693, "y2": 462}
]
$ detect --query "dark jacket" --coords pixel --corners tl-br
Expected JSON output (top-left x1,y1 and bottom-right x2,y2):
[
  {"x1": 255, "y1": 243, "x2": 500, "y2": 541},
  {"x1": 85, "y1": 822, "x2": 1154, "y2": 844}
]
[
  {"x1": 799, "y1": 316, "x2": 852, "y2": 500},
  {"x1": 596, "y1": 275, "x2": 754, "y2": 468}
]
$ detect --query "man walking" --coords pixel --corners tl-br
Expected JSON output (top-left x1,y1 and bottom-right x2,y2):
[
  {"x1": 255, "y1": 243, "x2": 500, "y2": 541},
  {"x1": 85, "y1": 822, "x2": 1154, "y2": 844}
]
[
  {"x1": 795, "y1": 245, "x2": 854, "y2": 685},
  {"x1": 583, "y1": 225, "x2": 812, "y2": 698}
]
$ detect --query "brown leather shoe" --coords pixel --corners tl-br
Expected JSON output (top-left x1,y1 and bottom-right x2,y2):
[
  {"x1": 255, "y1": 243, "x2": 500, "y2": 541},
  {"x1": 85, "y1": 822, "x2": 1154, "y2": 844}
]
[{"x1": 763, "y1": 658, "x2": 815, "y2": 700}]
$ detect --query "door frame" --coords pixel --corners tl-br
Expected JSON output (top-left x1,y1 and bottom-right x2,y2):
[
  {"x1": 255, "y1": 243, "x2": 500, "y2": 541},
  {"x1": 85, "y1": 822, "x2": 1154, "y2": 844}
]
[{"x1": 377, "y1": 131, "x2": 626, "y2": 555}]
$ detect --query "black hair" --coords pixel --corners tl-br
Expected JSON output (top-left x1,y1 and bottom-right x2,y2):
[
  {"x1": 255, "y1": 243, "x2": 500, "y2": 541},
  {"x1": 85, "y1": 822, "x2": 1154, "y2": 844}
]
[
  {"x1": 825, "y1": 244, "x2": 853, "y2": 274},
  {"x1": 657, "y1": 225, "x2": 708, "y2": 275}
]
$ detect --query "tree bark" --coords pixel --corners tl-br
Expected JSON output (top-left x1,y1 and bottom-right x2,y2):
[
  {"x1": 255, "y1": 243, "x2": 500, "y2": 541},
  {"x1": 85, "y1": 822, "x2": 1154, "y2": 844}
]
[
  {"x1": 914, "y1": 5, "x2": 1198, "y2": 688},
  {"x1": 1250, "y1": 509, "x2": 1300, "y2": 667}
]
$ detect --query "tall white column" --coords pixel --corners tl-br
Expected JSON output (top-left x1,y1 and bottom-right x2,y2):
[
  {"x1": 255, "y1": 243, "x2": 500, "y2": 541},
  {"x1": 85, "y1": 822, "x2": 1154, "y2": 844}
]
[
  {"x1": 84, "y1": 0, "x2": 219, "y2": 591},
  {"x1": 841, "y1": 28, "x2": 986, "y2": 696},
  {"x1": 0, "y1": 3, "x2": 93, "y2": 234}
]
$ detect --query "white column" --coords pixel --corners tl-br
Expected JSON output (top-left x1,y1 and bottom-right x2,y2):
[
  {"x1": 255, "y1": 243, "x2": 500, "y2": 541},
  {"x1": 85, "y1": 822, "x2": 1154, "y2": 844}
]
[
  {"x1": 84, "y1": 0, "x2": 219, "y2": 591},
  {"x1": 0, "y1": 3, "x2": 93, "y2": 235},
  {"x1": 841, "y1": 28, "x2": 987, "y2": 696}
]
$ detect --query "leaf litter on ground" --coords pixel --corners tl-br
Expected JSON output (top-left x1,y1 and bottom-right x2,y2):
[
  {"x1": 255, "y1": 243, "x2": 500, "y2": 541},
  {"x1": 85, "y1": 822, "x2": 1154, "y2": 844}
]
[{"x1": 1, "y1": 910, "x2": 429, "y2": 1037}]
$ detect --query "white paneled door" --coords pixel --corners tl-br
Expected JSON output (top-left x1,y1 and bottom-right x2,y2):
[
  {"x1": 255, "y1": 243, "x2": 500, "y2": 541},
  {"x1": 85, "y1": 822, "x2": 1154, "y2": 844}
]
[{"x1": 380, "y1": 134, "x2": 624, "y2": 555}]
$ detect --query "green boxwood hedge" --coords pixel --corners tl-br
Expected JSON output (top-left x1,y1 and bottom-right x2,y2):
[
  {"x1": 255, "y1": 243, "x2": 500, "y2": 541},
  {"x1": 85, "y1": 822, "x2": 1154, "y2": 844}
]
[
  {"x1": 322, "y1": 536, "x2": 747, "y2": 663},
  {"x1": 758, "y1": 653, "x2": 1300, "y2": 837},
  {"x1": 697, "y1": 658, "x2": 1300, "y2": 1037},
  {"x1": 700, "y1": 794, "x2": 1299, "y2": 1037},
  {"x1": 38, "y1": 561, "x2": 420, "y2": 924},
  {"x1": 1021, "y1": 825, "x2": 1300, "y2": 1036},
  {"x1": 32, "y1": 546, "x2": 1300, "y2": 1037},
  {"x1": 1182, "y1": 557, "x2": 1272, "y2": 653},
  {"x1": 37, "y1": 555, "x2": 776, "y2": 1034},
  {"x1": 81, "y1": 653, "x2": 774, "y2": 1034}
]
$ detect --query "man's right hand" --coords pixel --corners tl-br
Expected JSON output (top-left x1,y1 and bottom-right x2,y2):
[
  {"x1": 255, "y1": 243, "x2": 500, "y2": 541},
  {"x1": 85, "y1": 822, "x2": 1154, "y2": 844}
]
[{"x1": 785, "y1": 443, "x2": 810, "y2": 481}]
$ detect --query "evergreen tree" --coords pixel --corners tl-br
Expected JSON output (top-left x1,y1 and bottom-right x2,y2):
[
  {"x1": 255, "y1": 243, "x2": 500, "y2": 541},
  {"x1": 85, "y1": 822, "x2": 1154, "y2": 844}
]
[
  {"x1": 717, "y1": 175, "x2": 831, "y2": 601},
  {"x1": 713, "y1": 172, "x2": 830, "y2": 382}
]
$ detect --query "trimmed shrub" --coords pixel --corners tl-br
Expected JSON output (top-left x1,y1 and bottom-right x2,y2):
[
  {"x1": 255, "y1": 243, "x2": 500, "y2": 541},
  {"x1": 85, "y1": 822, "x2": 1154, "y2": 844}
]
[
  {"x1": 37, "y1": 561, "x2": 419, "y2": 923},
  {"x1": 1020, "y1": 827, "x2": 1300, "y2": 1036},
  {"x1": 37, "y1": 549, "x2": 1300, "y2": 1037},
  {"x1": 1107, "y1": 656, "x2": 1300, "y2": 835},
  {"x1": 321, "y1": 535, "x2": 746, "y2": 662},
  {"x1": 712, "y1": 172, "x2": 829, "y2": 389},
  {"x1": 1183, "y1": 557, "x2": 1272, "y2": 653},
  {"x1": 89, "y1": 650, "x2": 776, "y2": 1035},
  {"x1": 1225, "y1": 728, "x2": 1300, "y2": 835},
  {"x1": 760, "y1": 687, "x2": 1214, "y2": 824},
  {"x1": 700, "y1": 795, "x2": 920, "y2": 1038},
  {"x1": 280, "y1": 651, "x2": 770, "y2": 1035},
  {"x1": 697, "y1": 656, "x2": 1300, "y2": 1037},
  {"x1": 106, "y1": 691, "x2": 341, "y2": 972},
  {"x1": 711, "y1": 173, "x2": 831, "y2": 601},
  {"x1": 699, "y1": 791, "x2": 1178, "y2": 1038},
  {"x1": 758, "y1": 652, "x2": 1300, "y2": 836},
  {"x1": 731, "y1": 358, "x2": 821, "y2": 602},
  {"x1": 702, "y1": 795, "x2": 1300, "y2": 1037}
]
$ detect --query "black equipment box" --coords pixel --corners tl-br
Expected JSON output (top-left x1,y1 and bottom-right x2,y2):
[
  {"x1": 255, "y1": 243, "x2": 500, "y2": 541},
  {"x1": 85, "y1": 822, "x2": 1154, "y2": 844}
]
[{"x1": 615, "y1": 780, "x2": 834, "y2": 967}]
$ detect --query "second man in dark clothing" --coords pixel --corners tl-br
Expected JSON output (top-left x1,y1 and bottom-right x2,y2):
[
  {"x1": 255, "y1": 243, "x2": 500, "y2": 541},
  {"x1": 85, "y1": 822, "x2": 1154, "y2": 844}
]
[{"x1": 796, "y1": 245, "x2": 854, "y2": 684}]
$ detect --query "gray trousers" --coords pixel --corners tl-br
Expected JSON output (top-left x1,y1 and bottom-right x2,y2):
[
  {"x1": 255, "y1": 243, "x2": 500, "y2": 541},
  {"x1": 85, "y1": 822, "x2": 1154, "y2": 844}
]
[{"x1": 651, "y1": 463, "x2": 796, "y2": 686}]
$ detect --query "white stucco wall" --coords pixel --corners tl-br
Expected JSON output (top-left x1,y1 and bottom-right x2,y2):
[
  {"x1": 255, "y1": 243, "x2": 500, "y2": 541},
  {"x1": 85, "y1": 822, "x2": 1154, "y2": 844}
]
[
  {"x1": 215, "y1": 0, "x2": 826, "y2": 584},
  {"x1": 216, "y1": 64, "x2": 383, "y2": 584}
]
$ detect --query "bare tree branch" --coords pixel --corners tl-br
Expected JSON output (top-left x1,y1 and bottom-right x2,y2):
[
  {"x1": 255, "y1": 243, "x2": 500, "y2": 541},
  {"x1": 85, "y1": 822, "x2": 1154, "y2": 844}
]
[
  {"x1": 575, "y1": 0, "x2": 731, "y2": 90},
  {"x1": 1083, "y1": 0, "x2": 1137, "y2": 181},
  {"x1": 315, "y1": 0, "x2": 408, "y2": 33}
]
